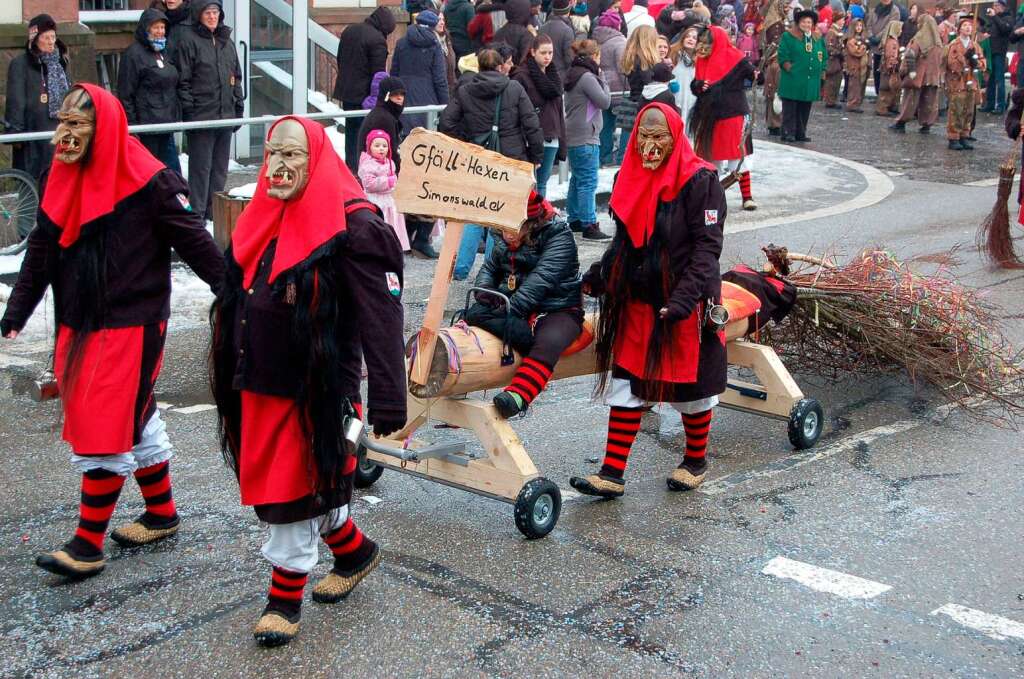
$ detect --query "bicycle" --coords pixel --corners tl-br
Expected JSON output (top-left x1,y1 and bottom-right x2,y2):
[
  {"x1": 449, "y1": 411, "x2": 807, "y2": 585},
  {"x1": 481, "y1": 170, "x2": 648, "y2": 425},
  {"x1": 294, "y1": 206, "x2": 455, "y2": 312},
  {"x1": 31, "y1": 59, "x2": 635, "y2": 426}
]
[{"x1": 0, "y1": 167, "x2": 39, "y2": 256}]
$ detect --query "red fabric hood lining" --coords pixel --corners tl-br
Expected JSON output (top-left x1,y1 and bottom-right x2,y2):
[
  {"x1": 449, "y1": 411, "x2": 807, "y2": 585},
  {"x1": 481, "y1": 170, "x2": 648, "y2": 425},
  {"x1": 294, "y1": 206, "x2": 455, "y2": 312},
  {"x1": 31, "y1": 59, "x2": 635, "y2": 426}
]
[
  {"x1": 695, "y1": 25, "x2": 747, "y2": 84},
  {"x1": 232, "y1": 116, "x2": 367, "y2": 288},
  {"x1": 41, "y1": 83, "x2": 165, "y2": 248}
]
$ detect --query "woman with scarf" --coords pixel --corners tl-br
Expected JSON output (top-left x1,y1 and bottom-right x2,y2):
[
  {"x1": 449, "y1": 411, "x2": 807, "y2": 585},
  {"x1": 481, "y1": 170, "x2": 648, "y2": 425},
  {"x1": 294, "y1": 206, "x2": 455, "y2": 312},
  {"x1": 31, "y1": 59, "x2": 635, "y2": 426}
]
[
  {"x1": 690, "y1": 25, "x2": 757, "y2": 210},
  {"x1": 615, "y1": 26, "x2": 661, "y2": 166},
  {"x1": 875, "y1": 19, "x2": 903, "y2": 116},
  {"x1": 570, "y1": 102, "x2": 728, "y2": 498},
  {"x1": 117, "y1": 8, "x2": 182, "y2": 173},
  {"x1": 512, "y1": 34, "x2": 567, "y2": 198},
  {"x1": 890, "y1": 13, "x2": 943, "y2": 134},
  {"x1": 1, "y1": 84, "x2": 224, "y2": 579},
  {"x1": 776, "y1": 7, "x2": 825, "y2": 142},
  {"x1": 434, "y1": 12, "x2": 459, "y2": 97},
  {"x1": 211, "y1": 116, "x2": 407, "y2": 646},
  {"x1": 671, "y1": 25, "x2": 701, "y2": 126},
  {"x1": 4, "y1": 14, "x2": 71, "y2": 183}
]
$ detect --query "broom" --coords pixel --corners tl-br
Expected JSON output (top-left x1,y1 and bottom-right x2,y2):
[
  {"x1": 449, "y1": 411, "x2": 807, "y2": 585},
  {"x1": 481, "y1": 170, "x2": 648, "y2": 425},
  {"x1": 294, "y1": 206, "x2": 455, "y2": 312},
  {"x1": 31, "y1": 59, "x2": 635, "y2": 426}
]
[{"x1": 977, "y1": 98, "x2": 1024, "y2": 269}]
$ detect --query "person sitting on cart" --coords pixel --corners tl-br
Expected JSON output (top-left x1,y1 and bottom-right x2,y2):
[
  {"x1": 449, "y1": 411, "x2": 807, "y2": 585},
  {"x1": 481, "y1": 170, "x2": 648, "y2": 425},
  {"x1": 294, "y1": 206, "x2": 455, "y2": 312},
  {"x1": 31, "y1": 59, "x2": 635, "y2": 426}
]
[
  {"x1": 464, "y1": 191, "x2": 584, "y2": 419},
  {"x1": 570, "y1": 101, "x2": 728, "y2": 498}
]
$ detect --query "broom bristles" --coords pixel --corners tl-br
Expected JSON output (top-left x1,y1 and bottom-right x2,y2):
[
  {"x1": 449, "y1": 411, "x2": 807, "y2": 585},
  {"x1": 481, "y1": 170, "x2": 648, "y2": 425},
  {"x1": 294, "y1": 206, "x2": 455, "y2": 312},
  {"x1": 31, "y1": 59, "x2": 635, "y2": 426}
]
[{"x1": 978, "y1": 162, "x2": 1024, "y2": 270}]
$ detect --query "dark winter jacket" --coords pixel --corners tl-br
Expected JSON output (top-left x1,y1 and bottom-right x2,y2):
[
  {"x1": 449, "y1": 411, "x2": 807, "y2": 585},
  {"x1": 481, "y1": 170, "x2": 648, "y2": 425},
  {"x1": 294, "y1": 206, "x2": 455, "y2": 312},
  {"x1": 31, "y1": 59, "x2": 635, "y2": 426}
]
[
  {"x1": 175, "y1": 0, "x2": 244, "y2": 121},
  {"x1": 445, "y1": 0, "x2": 477, "y2": 57},
  {"x1": 334, "y1": 6, "x2": 396, "y2": 105},
  {"x1": 439, "y1": 70, "x2": 544, "y2": 163},
  {"x1": 690, "y1": 58, "x2": 754, "y2": 118},
  {"x1": 3, "y1": 41, "x2": 69, "y2": 180},
  {"x1": 475, "y1": 219, "x2": 582, "y2": 317},
  {"x1": 983, "y1": 11, "x2": 1014, "y2": 55},
  {"x1": 157, "y1": 0, "x2": 192, "y2": 63},
  {"x1": 538, "y1": 14, "x2": 576, "y2": 77},
  {"x1": 390, "y1": 24, "x2": 450, "y2": 130},
  {"x1": 627, "y1": 66, "x2": 655, "y2": 100},
  {"x1": 494, "y1": 0, "x2": 536, "y2": 64},
  {"x1": 118, "y1": 8, "x2": 181, "y2": 126},
  {"x1": 211, "y1": 206, "x2": 406, "y2": 523},
  {"x1": 511, "y1": 57, "x2": 567, "y2": 160},
  {"x1": 0, "y1": 170, "x2": 224, "y2": 336},
  {"x1": 357, "y1": 99, "x2": 404, "y2": 172}
]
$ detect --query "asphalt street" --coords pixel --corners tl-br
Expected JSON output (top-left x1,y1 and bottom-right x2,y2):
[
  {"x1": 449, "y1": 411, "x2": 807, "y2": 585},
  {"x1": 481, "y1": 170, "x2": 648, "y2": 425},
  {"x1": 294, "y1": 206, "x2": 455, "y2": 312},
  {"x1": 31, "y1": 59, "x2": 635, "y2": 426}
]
[{"x1": 0, "y1": 102, "x2": 1023, "y2": 678}]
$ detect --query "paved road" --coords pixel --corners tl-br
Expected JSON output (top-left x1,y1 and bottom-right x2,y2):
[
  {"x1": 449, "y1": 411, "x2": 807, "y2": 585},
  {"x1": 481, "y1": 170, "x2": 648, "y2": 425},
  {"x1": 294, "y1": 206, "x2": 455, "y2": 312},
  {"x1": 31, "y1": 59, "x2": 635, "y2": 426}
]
[{"x1": 1, "y1": 104, "x2": 1023, "y2": 678}]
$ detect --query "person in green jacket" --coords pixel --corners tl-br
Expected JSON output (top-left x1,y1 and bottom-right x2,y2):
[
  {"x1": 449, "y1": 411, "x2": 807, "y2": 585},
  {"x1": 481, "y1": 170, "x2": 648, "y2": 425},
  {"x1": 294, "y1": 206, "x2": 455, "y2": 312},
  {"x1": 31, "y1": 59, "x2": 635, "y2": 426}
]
[
  {"x1": 777, "y1": 8, "x2": 826, "y2": 142},
  {"x1": 444, "y1": 0, "x2": 476, "y2": 58}
]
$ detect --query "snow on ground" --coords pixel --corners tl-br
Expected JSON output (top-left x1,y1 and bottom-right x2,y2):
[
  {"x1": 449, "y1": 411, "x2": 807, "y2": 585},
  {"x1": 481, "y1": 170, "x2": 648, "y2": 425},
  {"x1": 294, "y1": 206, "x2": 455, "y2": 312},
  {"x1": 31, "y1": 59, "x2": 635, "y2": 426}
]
[{"x1": 178, "y1": 153, "x2": 254, "y2": 182}]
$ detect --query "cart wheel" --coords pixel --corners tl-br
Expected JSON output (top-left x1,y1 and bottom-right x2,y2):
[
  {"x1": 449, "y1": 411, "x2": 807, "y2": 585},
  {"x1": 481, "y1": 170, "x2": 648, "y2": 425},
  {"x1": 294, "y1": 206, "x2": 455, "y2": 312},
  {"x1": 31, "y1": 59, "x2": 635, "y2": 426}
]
[
  {"x1": 353, "y1": 444, "x2": 384, "y2": 489},
  {"x1": 514, "y1": 478, "x2": 562, "y2": 539},
  {"x1": 788, "y1": 398, "x2": 824, "y2": 450}
]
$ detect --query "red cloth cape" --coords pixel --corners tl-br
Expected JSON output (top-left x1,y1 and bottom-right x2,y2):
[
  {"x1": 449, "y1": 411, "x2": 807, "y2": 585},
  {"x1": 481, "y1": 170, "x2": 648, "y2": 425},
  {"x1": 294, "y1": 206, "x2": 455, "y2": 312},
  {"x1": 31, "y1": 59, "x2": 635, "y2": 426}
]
[
  {"x1": 609, "y1": 102, "x2": 715, "y2": 248},
  {"x1": 695, "y1": 25, "x2": 746, "y2": 84},
  {"x1": 232, "y1": 116, "x2": 366, "y2": 288},
  {"x1": 41, "y1": 83, "x2": 165, "y2": 248}
]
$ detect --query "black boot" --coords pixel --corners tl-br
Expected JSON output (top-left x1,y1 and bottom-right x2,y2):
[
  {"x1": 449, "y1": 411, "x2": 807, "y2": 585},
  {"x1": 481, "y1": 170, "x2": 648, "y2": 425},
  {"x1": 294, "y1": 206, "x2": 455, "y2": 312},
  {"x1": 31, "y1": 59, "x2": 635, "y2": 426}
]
[
  {"x1": 581, "y1": 223, "x2": 611, "y2": 240},
  {"x1": 960, "y1": 138, "x2": 975, "y2": 150},
  {"x1": 919, "y1": 125, "x2": 931, "y2": 134},
  {"x1": 767, "y1": 127, "x2": 781, "y2": 136},
  {"x1": 493, "y1": 391, "x2": 527, "y2": 419},
  {"x1": 889, "y1": 121, "x2": 906, "y2": 133},
  {"x1": 948, "y1": 139, "x2": 964, "y2": 150}
]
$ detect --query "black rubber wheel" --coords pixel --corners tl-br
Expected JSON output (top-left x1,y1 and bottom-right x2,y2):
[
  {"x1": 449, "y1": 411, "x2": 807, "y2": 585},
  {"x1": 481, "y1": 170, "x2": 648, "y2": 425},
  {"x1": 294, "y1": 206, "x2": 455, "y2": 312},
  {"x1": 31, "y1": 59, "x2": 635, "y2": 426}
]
[
  {"x1": 513, "y1": 477, "x2": 562, "y2": 539},
  {"x1": 353, "y1": 444, "x2": 384, "y2": 488},
  {"x1": 788, "y1": 398, "x2": 824, "y2": 450}
]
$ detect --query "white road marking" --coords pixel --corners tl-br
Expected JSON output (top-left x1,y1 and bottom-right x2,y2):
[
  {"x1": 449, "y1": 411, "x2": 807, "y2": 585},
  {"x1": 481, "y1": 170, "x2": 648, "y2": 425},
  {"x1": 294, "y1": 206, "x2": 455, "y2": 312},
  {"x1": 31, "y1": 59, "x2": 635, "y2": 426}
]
[
  {"x1": 360, "y1": 495, "x2": 383, "y2": 506},
  {"x1": 171, "y1": 403, "x2": 217, "y2": 414},
  {"x1": 965, "y1": 176, "x2": 1021, "y2": 188},
  {"x1": 560, "y1": 487, "x2": 583, "y2": 501},
  {"x1": 157, "y1": 401, "x2": 175, "y2": 410},
  {"x1": 698, "y1": 419, "x2": 924, "y2": 496},
  {"x1": 931, "y1": 604, "x2": 1024, "y2": 641},
  {"x1": 762, "y1": 556, "x2": 892, "y2": 600}
]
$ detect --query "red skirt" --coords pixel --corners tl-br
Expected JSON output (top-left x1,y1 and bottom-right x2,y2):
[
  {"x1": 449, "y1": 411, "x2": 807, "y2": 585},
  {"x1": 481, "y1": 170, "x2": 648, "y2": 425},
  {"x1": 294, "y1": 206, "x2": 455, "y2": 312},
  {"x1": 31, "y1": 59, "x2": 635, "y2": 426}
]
[
  {"x1": 239, "y1": 391, "x2": 317, "y2": 507},
  {"x1": 708, "y1": 115, "x2": 746, "y2": 161},
  {"x1": 613, "y1": 301, "x2": 701, "y2": 383},
  {"x1": 55, "y1": 323, "x2": 165, "y2": 455}
]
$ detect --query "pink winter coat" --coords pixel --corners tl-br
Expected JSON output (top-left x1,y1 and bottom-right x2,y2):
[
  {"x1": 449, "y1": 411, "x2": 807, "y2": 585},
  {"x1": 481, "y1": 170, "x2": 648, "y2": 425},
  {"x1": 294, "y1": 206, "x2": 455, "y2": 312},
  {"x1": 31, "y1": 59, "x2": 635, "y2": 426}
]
[{"x1": 357, "y1": 151, "x2": 397, "y2": 194}]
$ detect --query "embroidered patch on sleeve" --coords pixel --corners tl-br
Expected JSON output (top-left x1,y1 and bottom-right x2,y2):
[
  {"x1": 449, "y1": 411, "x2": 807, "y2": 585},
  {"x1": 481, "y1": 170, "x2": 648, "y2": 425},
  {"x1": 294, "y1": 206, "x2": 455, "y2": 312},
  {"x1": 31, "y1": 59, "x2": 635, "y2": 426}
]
[
  {"x1": 385, "y1": 272, "x2": 401, "y2": 296},
  {"x1": 176, "y1": 193, "x2": 193, "y2": 212},
  {"x1": 704, "y1": 209, "x2": 718, "y2": 226}
]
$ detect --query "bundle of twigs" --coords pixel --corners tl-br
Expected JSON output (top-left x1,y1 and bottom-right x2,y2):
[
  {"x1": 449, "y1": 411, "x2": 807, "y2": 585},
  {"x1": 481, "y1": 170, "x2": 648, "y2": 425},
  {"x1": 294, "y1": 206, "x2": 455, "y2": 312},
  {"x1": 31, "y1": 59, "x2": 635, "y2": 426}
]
[
  {"x1": 758, "y1": 247, "x2": 1024, "y2": 424},
  {"x1": 977, "y1": 105, "x2": 1024, "y2": 269}
]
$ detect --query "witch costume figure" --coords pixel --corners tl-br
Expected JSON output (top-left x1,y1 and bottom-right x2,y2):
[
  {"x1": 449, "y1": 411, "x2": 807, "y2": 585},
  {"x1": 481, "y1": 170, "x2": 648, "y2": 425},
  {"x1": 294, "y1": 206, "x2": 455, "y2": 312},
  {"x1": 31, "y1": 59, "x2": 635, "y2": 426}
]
[
  {"x1": 210, "y1": 116, "x2": 407, "y2": 647},
  {"x1": 0, "y1": 84, "x2": 225, "y2": 577},
  {"x1": 690, "y1": 25, "x2": 758, "y2": 211},
  {"x1": 570, "y1": 101, "x2": 728, "y2": 499}
]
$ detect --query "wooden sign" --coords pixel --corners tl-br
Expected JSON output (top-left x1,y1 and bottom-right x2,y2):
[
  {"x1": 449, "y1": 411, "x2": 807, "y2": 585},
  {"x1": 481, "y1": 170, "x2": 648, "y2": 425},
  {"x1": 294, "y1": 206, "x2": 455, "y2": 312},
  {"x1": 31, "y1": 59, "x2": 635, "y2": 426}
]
[{"x1": 395, "y1": 128, "x2": 536, "y2": 233}]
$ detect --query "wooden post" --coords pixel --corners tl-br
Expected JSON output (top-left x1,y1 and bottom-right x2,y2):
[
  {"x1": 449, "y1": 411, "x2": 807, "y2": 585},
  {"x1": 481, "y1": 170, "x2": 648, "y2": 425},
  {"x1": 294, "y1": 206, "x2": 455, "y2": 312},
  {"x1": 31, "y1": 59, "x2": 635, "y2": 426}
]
[{"x1": 411, "y1": 220, "x2": 465, "y2": 385}]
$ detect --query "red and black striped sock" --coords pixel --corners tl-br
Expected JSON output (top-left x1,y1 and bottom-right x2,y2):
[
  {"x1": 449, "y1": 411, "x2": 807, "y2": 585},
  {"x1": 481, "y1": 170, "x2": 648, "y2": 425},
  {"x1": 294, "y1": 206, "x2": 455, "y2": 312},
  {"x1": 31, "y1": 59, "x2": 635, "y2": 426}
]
[
  {"x1": 739, "y1": 172, "x2": 753, "y2": 201},
  {"x1": 322, "y1": 517, "x2": 377, "y2": 573},
  {"x1": 505, "y1": 357, "x2": 554, "y2": 406},
  {"x1": 681, "y1": 409, "x2": 713, "y2": 468},
  {"x1": 134, "y1": 460, "x2": 178, "y2": 524},
  {"x1": 68, "y1": 469, "x2": 126, "y2": 558},
  {"x1": 266, "y1": 566, "x2": 308, "y2": 620},
  {"x1": 599, "y1": 407, "x2": 643, "y2": 481}
]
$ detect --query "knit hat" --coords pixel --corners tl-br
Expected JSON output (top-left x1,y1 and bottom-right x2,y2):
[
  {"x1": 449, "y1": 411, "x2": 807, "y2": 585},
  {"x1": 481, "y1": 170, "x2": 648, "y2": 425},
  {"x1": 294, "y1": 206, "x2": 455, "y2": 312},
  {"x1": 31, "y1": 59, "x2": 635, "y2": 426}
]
[
  {"x1": 848, "y1": 4, "x2": 865, "y2": 20},
  {"x1": 27, "y1": 14, "x2": 57, "y2": 46},
  {"x1": 379, "y1": 76, "x2": 406, "y2": 102},
  {"x1": 526, "y1": 191, "x2": 555, "y2": 221},
  {"x1": 956, "y1": 15, "x2": 975, "y2": 29},
  {"x1": 365, "y1": 129, "x2": 392, "y2": 155},
  {"x1": 552, "y1": 0, "x2": 573, "y2": 14},
  {"x1": 598, "y1": 8, "x2": 622, "y2": 29},
  {"x1": 416, "y1": 10, "x2": 440, "y2": 27},
  {"x1": 573, "y1": 2, "x2": 589, "y2": 16}
]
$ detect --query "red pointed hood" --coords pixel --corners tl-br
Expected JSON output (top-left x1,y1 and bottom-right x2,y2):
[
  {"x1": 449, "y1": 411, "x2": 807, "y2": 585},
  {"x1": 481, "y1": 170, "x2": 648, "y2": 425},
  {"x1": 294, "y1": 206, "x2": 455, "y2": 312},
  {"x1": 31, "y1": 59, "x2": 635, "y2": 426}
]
[
  {"x1": 41, "y1": 83, "x2": 165, "y2": 248},
  {"x1": 232, "y1": 116, "x2": 367, "y2": 288},
  {"x1": 695, "y1": 25, "x2": 747, "y2": 84},
  {"x1": 609, "y1": 102, "x2": 715, "y2": 248}
]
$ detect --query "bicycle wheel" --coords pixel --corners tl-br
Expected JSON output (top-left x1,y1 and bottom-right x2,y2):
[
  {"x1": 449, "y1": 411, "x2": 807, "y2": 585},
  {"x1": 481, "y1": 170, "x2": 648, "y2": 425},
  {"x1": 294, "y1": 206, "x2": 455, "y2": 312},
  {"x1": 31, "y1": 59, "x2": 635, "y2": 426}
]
[{"x1": 0, "y1": 168, "x2": 39, "y2": 256}]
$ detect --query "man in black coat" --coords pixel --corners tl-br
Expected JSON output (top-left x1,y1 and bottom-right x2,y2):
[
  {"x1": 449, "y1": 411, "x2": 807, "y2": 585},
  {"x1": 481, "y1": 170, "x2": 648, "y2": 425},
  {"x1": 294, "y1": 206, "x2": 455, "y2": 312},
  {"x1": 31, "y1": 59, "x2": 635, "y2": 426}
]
[
  {"x1": 981, "y1": 0, "x2": 1013, "y2": 114},
  {"x1": 118, "y1": 8, "x2": 182, "y2": 173},
  {"x1": 4, "y1": 14, "x2": 71, "y2": 182},
  {"x1": 494, "y1": 0, "x2": 536, "y2": 63},
  {"x1": 334, "y1": 6, "x2": 397, "y2": 172},
  {"x1": 175, "y1": 0, "x2": 244, "y2": 221},
  {"x1": 151, "y1": 0, "x2": 191, "y2": 62}
]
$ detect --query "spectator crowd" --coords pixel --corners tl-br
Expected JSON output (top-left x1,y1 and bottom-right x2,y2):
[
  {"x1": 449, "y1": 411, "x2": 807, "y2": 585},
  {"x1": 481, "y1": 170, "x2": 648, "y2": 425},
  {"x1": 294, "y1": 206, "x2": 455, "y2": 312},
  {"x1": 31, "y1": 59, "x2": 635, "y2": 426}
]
[{"x1": 4, "y1": 0, "x2": 1022, "y2": 264}]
